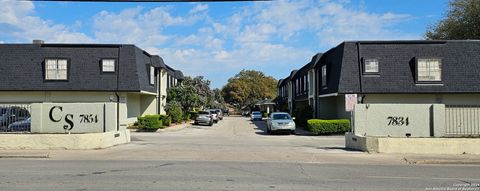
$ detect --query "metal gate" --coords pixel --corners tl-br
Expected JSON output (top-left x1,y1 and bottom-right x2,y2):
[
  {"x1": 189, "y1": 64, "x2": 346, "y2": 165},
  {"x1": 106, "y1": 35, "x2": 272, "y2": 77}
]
[
  {"x1": 0, "y1": 103, "x2": 31, "y2": 133},
  {"x1": 445, "y1": 105, "x2": 480, "y2": 136}
]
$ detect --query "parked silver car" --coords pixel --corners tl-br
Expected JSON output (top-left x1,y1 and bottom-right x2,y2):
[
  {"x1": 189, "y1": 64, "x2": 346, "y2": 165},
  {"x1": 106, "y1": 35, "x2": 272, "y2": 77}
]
[
  {"x1": 214, "y1": 109, "x2": 223, "y2": 120},
  {"x1": 194, "y1": 111, "x2": 213, "y2": 126},
  {"x1": 266, "y1": 112, "x2": 296, "y2": 134}
]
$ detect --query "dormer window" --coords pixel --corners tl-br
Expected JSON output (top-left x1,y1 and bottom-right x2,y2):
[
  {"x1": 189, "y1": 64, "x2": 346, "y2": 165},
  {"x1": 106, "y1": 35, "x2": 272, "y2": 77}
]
[
  {"x1": 101, "y1": 59, "x2": 115, "y2": 72},
  {"x1": 149, "y1": 65, "x2": 155, "y2": 85},
  {"x1": 45, "y1": 58, "x2": 68, "y2": 80},
  {"x1": 363, "y1": 59, "x2": 379, "y2": 74},
  {"x1": 417, "y1": 58, "x2": 442, "y2": 82},
  {"x1": 321, "y1": 65, "x2": 327, "y2": 87}
]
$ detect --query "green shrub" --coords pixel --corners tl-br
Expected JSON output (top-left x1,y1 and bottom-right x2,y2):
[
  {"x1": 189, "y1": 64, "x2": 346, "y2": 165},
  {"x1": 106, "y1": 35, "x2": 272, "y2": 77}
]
[
  {"x1": 163, "y1": 116, "x2": 172, "y2": 126},
  {"x1": 307, "y1": 119, "x2": 351, "y2": 135},
  {"x1": 183, "y1": 112, "x2": 191, "y2": 121},
  {"x1": 137, "y1": 115, "x2": 162, "y2": 131},
  {"x1": 165, "y1": 101, "x2": 183, "y2": 123},
  {"x1": 158, "y1": 114, "x2": 171, "y2": 127},
  {"x1": 188, "y1": 111, "x2": 198, "y2": 120},
  {"x1": 262, "y1": 112, "x2": 268, "y2": 118},
  {"x1": 293, "y1": 103, "x2": 314, "y2": 127}
]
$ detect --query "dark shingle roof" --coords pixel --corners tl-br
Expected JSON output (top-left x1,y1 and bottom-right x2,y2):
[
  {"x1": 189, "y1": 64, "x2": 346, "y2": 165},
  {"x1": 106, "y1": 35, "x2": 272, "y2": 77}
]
[
  {"x1": 0, "y1": 43, "x2": 179, "y2": 93},
  {"x1": 326, "y1": 40, "x2": 480, "y2": 94}
]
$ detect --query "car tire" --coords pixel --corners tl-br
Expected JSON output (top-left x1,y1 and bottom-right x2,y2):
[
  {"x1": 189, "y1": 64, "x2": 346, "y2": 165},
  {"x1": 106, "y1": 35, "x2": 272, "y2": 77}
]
[
  {"x1": 291, "y1": 130, "x2": 296, "y2": 135},
  {"x1": 209, "y1": 121, "x2": 213, "y2": 126}
]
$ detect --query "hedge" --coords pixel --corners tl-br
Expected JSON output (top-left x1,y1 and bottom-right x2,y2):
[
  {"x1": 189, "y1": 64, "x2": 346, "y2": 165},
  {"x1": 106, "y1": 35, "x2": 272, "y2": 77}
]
[
  {"x1": 137, "y1": 115, "x2": 163, "y2": 131},
  {"x1": 307, "y1": 119, "x2": 351, "y2": 135}
]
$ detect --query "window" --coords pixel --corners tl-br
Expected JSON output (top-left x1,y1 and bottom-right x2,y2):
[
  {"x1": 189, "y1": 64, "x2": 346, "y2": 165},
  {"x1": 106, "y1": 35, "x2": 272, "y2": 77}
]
[
  {"x1": 149, "y1": 66, "x2": 155, "y2": 85},
  {"x1": 296, "y1": 79, "x2": 299, "y2": 94},
  {"x1": 364, "y1": 59, "x2": 379, "y2": 73},
  {"x1": 304, "y1": 75, "x2": 307, "y2": 92},
  {"x1": 102, "y1": 59, "x2": 115, "y2": 72},
  {"x1": 417, "y1": 58, "x2": 442, "y2": 82},
  {"x1": 45, "y1": 59, "x2": 68, "y2": 80},
  {"x1": 321, "y1": 65, "x2": 327, "y2": 87}
]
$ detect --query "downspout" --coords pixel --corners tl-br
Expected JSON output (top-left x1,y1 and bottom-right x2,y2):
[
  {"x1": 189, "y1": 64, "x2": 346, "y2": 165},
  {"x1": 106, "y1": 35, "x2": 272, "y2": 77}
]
[
  {"x1": 115, "y1": 46, "x2": 121, "y2": 131},
  {"x1": 356, "y1": 42, "x2": 363, "y2": 94}
]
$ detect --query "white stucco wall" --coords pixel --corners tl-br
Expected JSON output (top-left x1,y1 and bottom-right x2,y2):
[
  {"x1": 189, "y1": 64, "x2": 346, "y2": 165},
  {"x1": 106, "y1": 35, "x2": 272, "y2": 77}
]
[
  {"x1": 354, "y1": 104, "x2": 445, "y2": 137},
  {"x1": 159, "y1": 69, "x2": 168, "y2": 115},
  {"x1": 0, "y1": 91, "x2": 158, "y2": 126},
  {"x1": 363, "y1": 94, "x2": 480, "y2": 105}
]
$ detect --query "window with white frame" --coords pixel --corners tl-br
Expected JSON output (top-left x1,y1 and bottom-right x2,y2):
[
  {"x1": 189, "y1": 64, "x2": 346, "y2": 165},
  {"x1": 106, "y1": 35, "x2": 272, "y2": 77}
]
[
  {"x1": 45, "y1": 59, "x2": 68, "y2": 80},
  {"x1": 101, "y1": 59, "x2": 115, "y2": 72},
  {"x1": 417, "y1": 58, "x2": 442, "y2": 82},
  {"x1": 321, "y1": 65, "x2": 327, "y2": 87},
  {"x1": 364, "y1": 59, "x2": 379, "y2": 73},
  {"x1": 149, "y1": 66, "x2": 155, "y2": 85},
  {"x1": 296, "y1": 79, "x2": 299, "y2": 95},
  {"x1": 304, "y1": 75, "x2": 307, "y2": 92}
]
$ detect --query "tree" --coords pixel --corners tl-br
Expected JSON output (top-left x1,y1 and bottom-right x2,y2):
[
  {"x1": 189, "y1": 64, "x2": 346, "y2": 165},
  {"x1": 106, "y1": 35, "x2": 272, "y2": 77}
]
[
  {"x1": 183, "y1": 76, "x2": 215, "y2": 109},
  {"x1": 165, "y1": 101, "x2": 183, "y2": 123},
  {"x1": 167, "y1": 83, "x2": 198, "y2": 112},
  {"x1": 222, "y1": 70, "x2": 277, "y2": 108},
  {"x1": 426, "y1": 0, "x2": 480, "y2": 40}
]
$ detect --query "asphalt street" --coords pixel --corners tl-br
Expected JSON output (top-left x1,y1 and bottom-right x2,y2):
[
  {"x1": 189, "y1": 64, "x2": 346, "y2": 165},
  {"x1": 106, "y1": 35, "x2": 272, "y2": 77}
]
[{"x1": 0, "y1": 116, "x2": 479, "y2": 191}]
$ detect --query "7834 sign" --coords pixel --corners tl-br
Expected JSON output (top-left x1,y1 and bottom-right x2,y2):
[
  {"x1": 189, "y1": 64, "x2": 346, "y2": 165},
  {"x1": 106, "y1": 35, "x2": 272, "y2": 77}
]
[{"x1": 387, "y1": 116, "x2": 409, "y2": 126}]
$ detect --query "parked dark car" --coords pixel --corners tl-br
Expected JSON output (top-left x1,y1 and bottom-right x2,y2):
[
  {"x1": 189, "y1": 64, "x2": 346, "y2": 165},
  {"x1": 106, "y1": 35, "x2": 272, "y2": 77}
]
[
  {"x1": 8, "y1": 117, "x2": 31, "y2": 132},
  {"x1": 194, "y1": 111, "x2": 214, "y2": 126},
  {"x1": 0, "y1": 106, "x2": 31, "y2": 132}
]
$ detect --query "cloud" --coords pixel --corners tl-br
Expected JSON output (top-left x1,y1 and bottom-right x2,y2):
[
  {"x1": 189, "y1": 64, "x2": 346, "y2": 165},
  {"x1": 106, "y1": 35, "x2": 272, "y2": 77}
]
[
  {"x1": 0, "y1": 0, "x2": 420, "y2": 88},
  {"x1": 190, "y1": 4, "x2": 208, "y2": 14},
  {"x1": 0, "y1": 0, "x2": 92, "y2": 43}
]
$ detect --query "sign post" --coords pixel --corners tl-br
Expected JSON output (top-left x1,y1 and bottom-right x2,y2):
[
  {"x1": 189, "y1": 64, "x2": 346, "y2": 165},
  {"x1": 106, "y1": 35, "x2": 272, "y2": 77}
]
[{"x1": 345, "y1": 94, "x2": 357, "y2": 133}]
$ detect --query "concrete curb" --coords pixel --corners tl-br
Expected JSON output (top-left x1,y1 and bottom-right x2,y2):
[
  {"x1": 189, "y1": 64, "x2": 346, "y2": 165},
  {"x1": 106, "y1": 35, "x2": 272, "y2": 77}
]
[
  {"x1": 0, "y1": 152, "x2": 49, "y2": 158},
  {"x1": 404, "y1": 158, "x2": 480, "y2": 165},
  {"x1": 156, "y1": 121, "x2": 193, "y2": 132}
]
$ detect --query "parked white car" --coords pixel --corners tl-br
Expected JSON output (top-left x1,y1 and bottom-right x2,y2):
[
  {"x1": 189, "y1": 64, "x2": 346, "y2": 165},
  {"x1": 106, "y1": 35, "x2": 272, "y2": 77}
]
[
  {"x1": 266, "y1": 112, "x2": 296, "y2": 135},
  {"x1": 250, "y1": 111, "x2": 262, "y2": 121},
  {"x1": 206, "y1": 109, "x2": 219, "y2": 123}
]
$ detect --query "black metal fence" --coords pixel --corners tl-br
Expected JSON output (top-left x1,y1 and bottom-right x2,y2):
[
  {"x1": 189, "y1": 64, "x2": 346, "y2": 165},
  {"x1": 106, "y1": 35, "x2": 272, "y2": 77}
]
[{"x1": 0, "y1": 104, "x2": 31, "y2": 133}]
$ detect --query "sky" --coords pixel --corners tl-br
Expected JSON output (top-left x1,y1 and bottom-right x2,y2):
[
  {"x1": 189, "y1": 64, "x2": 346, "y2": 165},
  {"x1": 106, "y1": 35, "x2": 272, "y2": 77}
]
[{"x1": 0, "y1": 0, "x2": 449, "y2": 88}]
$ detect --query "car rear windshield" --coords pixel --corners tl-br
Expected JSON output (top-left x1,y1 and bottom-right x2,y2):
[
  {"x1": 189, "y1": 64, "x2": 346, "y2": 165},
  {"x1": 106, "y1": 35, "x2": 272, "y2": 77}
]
[
  {"x1": 199, "y1": 111, "x2": 210, "y2": 115},
  {"x1": 273, "y1": 114, "x2": 291, "y2": 120},
  {"x1": 252, "y1": 112, "x2": 261, "y2": 115}
]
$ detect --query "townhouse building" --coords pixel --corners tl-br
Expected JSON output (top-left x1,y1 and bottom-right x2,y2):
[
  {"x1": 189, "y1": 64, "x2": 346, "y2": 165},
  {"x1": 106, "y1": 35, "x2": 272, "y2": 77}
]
[
  {"x1": 0, "y1": 41, "x2": 184, "y2": 126},
  {"x1": 278, "y1": 40, "x2": 480, "y2": 121}
]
